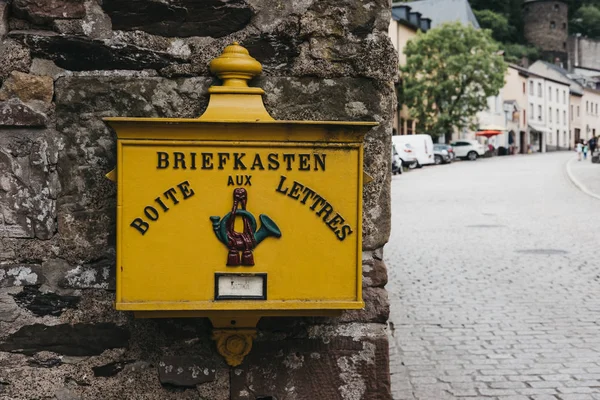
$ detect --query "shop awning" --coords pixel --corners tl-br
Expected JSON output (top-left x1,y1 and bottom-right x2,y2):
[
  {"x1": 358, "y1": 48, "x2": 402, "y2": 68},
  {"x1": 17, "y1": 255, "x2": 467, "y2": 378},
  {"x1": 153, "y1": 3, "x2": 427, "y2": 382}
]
[
  {"x1": 476, "y1": 130, "x2": 503, "y2": 138},
  {"x1": 528, "y1": 123, "x2": 550, "y2": 134}
]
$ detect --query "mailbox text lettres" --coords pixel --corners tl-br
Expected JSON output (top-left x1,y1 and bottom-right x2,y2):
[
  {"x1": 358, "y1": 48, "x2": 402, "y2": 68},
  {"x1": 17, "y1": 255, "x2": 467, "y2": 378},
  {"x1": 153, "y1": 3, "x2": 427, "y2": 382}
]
[{"x1": 275, "y1": 175, "x2": 353, "y2": 241}]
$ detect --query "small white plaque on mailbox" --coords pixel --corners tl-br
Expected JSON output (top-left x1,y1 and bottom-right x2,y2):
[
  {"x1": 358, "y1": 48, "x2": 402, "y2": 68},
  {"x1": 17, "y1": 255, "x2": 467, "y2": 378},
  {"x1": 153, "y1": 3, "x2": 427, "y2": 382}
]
[{"x1": 215, "y1": 273, "x2": 267, "y2": 300}]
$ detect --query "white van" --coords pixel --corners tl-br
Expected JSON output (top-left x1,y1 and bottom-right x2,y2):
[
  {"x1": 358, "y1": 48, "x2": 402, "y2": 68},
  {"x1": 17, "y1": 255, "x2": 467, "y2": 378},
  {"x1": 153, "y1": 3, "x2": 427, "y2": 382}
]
[{"x1": 392, "y1": 134, "x2": 434, "y2": 167}]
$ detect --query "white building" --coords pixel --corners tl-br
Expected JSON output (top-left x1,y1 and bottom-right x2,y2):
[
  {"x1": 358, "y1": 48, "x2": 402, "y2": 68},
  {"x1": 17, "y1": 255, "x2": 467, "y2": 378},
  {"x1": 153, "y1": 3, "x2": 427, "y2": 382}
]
[
  {"x1": 529, "y1": 60, "x2": 600, "y2": 147},
  {"x1": 527, "y1": 62, "x2": 572, "y2": 152},
  {"x1": 582, "y1": 88, "x2": 600, "y2": 140},
  {"x1": 543, "y1": 79, "x2": 570, "y2": 150},
  {"x1": 527, "y1": 72, "x2": 549, "y2": 152}
]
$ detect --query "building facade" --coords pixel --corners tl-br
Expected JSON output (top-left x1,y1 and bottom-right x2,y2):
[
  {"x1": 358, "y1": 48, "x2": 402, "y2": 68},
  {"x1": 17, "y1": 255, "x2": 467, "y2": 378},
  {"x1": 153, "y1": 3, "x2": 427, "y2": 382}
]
[
  {"x1": 528, "y1": 61, "x2": 574, "y2": 151},
  {"x1": 499, "y1": 65, "x2": 530, "y2": 153},
  {"x1": 527, "y1": 73, "x2": 550, "y2": 151},
  {"x1": 389, "y1": 4, "x2": 432, "y2": 135},
  {"x1": 582, "y1": 88, "x2": 600, "y2": 140},
  {"x1": 570, "y1": 90, "x2": 583, "y2": 147},
  {"x1": 544, "y1": 78, "x2": 570, "y2": 150}
]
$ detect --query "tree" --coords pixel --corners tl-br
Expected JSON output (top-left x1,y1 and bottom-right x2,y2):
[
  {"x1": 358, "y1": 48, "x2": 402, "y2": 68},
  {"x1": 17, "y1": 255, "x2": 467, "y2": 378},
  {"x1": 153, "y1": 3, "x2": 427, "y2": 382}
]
[
  {"x1": 469, "y1": 0, "x2": 513, "y2": 16},
  {"x1": 502, "y1": 43, "x2": 540, "y2": 64},
  {"x1": 400, "y1": 22, "x2": 507, "y2": 142},
  {"x1": 473, "y1": 9, "x2": 516, "y2": 42},
  {"x1": 571, "y1": 4, "x2": 600, "y2": 39}
]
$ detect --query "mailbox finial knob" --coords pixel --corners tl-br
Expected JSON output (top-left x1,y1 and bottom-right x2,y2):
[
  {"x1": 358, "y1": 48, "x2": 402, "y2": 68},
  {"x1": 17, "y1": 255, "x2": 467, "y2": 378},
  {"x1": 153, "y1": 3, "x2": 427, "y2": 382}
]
[{"x1": 210, "y1": 43, "x2": 262, "y2": 88}]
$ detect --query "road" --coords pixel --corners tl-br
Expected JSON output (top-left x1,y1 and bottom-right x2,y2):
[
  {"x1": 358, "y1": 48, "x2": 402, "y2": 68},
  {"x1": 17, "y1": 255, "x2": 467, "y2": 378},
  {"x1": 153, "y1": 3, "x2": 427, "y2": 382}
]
[{"x1": 386, "y1": 152, "x2": 600, "y2": 400}]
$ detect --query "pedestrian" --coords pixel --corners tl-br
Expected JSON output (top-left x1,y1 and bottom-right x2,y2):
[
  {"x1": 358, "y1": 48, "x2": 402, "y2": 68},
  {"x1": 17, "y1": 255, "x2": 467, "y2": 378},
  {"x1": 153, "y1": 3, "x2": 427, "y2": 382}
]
[
  {"x1": 583, "y1": 141, "x2": 589, "y2": 160},
  {"x1": 589, "y1": 135, "x2": 597, "y2": 158},
  {"x1": 576, "y1": 141, "x2": 583, "y2": 161}
]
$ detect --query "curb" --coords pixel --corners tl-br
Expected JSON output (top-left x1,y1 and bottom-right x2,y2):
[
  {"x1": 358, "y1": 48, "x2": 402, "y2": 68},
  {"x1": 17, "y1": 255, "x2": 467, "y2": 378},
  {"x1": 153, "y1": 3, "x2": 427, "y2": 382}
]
[{"x1": 565, "y1": 158, "x2": 600, "y2": 201}]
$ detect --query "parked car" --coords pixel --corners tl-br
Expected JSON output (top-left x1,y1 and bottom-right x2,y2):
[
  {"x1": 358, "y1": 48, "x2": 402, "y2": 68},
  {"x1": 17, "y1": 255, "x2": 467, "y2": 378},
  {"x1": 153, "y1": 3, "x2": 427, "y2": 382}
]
[
  {"x1": 392, "y1": 134, "x2": 435, "y2": 168},
  {"x1": 450, "y1": 140, "x2": 486, "y2": 161},
  {"x1": 433, "y1": 144, "x2": 454, "y2": 165},
  {"x1": 393, "y1": 142, "x2": 417, "y2": 169},
  {"x1": 392, "y1": 145, "x2": 402, "y2": 175}
]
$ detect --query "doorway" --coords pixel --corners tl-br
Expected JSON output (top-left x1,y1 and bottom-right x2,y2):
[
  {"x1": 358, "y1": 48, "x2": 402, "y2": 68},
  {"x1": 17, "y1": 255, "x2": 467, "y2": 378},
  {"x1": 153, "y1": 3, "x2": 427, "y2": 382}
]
[{"x1": 519, "y1": 131, "x2": 526, "y2": 153}]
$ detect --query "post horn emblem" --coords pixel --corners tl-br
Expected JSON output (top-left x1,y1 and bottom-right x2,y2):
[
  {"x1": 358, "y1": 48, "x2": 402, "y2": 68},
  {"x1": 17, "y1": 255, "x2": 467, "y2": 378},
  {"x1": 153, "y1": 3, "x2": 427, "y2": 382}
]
[{"x1": 210, "y1": 188, "x2": 282, "y2": 266}]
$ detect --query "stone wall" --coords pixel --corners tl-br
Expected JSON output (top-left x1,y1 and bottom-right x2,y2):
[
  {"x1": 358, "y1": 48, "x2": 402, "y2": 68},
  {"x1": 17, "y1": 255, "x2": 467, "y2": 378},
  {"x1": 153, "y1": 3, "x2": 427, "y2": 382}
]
[
  {"x1": 523, "y1": 0, "x2": 568, "y2": 62},
  {"x1": 568, "y1": 35, "x2": 600, "y2": 72},
  {"x1": 0, "y1": 1, "x2": 395, "y2": 399}
]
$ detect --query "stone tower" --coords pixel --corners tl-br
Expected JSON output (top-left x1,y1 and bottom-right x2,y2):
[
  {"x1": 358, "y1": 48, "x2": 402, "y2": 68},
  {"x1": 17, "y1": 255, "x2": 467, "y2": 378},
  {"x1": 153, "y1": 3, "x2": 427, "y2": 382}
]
[{"x1": 523, "y1": 0, "x2": 569, "y2": 65}]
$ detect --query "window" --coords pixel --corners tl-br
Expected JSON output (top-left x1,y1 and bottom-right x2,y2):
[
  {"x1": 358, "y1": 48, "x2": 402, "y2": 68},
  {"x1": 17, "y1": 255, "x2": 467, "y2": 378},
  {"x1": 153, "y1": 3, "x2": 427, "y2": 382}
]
[
  {"x1": 548, "y1": 87, "x2": 552, "y2": 101},
  {"x1": 538, "y1": 105, "x2": 542, "y2": 120},
  {"x1": 406, "y1": 119, "x2": 414, "y2": 135},
  {"x1": 557, "y1": 108, "x2": 560, "y2": 124},
  {"x1": 538, "y1": 83, "x2": 542, "y2": 97},
  {"x1": 562, "y1": 23, "x2": 567, "y2": 30},
  {"x1": 563, "y1": 90, "x2": 566, "y2": 104},
  {"x1": 523, "y1": 82, "x2": 526, "y2": 94},
  {"x1": 529, "y1": 81, "x2": 534, "y2": 95},
  {"x1": 523, "y1": 110, "x2": 527, "y2": 125},
  {"x1": 529, "y1": 103, "x2": 534, "y2": 118},
  {"x1": 563, "y1": 110, "x2": 566, "y2": 125},
  {"x1": 549, "y1": 107, "x2": 552, "y2": 122},
  {"x1": 571, "y1": 105, "x2": 573, "y2": 121},
  {"x1": 550, "y1": 21, "x2": 556, "y2": 29},
  {"x1": 587, "y1": 101, "x2": 589, "y2": 113},
  {"x1": 578, "y1": 105, "x2": 580, "y2": 116},
  {"x1": 596, "y1": 104, "x2": 598, "y2": 115},
  {"x1": 554, "y1": 4, "x2": 559, "y2": 11},
  {"x1": 556, "y1": 88, "x2": 559, "y2": 101}
]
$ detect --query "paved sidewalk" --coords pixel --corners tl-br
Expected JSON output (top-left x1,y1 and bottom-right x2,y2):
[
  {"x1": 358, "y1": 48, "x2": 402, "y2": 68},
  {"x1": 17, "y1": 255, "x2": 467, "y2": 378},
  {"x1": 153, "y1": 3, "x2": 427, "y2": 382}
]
[{"x1": 566, "y1": 154, "x2": 600, "y2": 199}]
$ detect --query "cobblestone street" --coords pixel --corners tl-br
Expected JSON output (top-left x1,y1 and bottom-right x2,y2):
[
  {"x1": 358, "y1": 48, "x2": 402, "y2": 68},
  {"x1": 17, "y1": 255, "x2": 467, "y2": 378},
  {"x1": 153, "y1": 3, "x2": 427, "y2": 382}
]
[{"x1": 387, "y1": 152, "x2": 600, "y2": 400}]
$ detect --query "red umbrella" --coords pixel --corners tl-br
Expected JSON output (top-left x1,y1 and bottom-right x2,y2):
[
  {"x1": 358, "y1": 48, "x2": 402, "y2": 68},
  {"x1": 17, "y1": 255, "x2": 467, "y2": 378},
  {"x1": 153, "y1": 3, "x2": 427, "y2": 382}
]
[{"x1": 476, "y1": 130, "x2": 503, "y2": 138}]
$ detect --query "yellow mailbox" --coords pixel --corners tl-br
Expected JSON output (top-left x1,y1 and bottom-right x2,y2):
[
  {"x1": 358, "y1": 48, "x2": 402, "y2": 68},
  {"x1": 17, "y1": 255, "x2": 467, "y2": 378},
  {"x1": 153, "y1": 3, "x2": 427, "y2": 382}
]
[{"x1": 105, "y1": 43, "x2": 377, "y2": 366}]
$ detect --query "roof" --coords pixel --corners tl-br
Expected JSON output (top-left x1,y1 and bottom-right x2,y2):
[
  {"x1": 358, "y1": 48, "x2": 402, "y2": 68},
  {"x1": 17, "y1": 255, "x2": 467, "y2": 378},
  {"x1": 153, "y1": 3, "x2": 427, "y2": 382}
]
[
  {"x1": 391, "y1": 4, "x2": 432, "y2": 32},
  {"x1": 509, "y1": 64, "x2": 530, "y2": 77},
  {"x1": 541, "y1": 60, "x2": 571, "y2": 78},
  {"x1": 528, "y1": 60, "x2": 577, "y2": 87},
  {"x1": 397, "y1": 0, "x2": 480, "y2": 29},
  {"x1": 391, "y1": 7, "x2": 420, "y2": 31}
]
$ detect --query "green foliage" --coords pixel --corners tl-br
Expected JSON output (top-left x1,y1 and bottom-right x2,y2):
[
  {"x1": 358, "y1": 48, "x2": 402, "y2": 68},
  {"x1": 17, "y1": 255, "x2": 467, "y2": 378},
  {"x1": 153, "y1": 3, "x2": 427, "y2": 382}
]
[
  {"x1": 473, "y1": 9, "x2": 516, "y2": 42},
  {"x1": 469, "y1": 0, "x2": 513, "y2": 15},
  {"x1": 502, "y1": 43, "x2": 540, "y2": 64},
  {"x1": 400, "y1": 22, "x2": 507, "y2": 139},
  {"x1": 571, "y1": 4, "x2": 600, "y2": 38}
]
